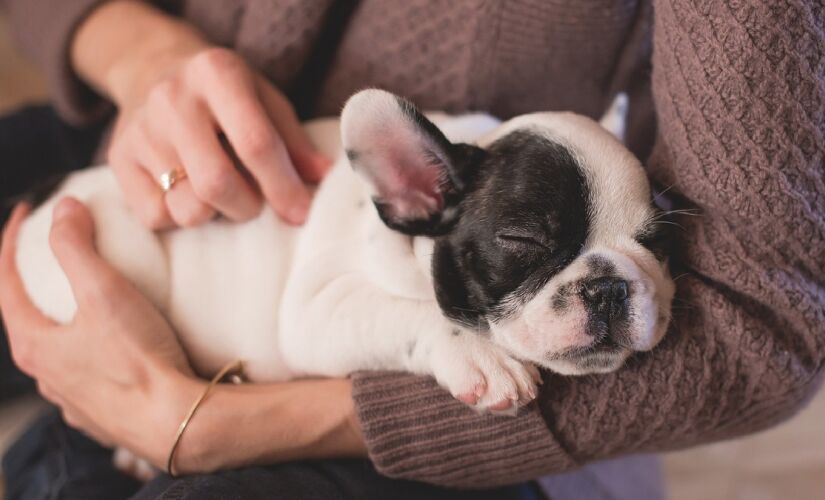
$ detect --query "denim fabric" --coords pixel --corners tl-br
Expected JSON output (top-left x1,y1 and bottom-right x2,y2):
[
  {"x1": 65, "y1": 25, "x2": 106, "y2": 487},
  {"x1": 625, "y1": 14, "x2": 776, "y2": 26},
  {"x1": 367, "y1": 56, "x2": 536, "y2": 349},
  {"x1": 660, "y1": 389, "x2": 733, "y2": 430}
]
[
  {"x1": 134, "y1": 460, "x2": 544, "y2": 500},
  {"x1": 2, "y1": 410, "x2": 142, "y2": 500},
  {"x1": 4, "y1": 410, "x2": 544, "y2": 500}
]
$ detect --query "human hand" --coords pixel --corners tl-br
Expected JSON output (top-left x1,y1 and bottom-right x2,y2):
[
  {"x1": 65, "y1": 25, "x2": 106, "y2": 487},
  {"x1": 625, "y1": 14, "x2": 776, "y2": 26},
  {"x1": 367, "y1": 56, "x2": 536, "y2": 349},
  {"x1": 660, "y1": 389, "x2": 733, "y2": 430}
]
[
  {"x1": 73, "y1": 1, "x2": 331, "y2": 229},
  {"x1": 109, "y1": 45, "x2": 331, "y2": 229},
  {"x1": 0, "y1": 200, "x2": 198, "y2": 466},
  {"x1": 0, "y1": 199, "x2": 366, "y2": 472}
]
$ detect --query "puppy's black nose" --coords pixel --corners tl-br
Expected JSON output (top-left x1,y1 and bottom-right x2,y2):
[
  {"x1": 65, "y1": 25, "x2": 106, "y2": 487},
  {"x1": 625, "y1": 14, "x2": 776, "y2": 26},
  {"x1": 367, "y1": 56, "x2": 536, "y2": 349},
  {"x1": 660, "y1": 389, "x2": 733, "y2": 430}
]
[{"x1": 581, "y1": 277, "x2": 628, "y2": 318}]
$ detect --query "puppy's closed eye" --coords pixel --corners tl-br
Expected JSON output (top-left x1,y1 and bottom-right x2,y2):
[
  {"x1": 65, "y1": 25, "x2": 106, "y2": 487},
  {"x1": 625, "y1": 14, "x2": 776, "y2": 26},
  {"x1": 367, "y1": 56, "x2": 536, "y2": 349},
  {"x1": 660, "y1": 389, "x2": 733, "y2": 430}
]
[{"x1": 495, "y1": 231, "x2": 554, "y2": 253}]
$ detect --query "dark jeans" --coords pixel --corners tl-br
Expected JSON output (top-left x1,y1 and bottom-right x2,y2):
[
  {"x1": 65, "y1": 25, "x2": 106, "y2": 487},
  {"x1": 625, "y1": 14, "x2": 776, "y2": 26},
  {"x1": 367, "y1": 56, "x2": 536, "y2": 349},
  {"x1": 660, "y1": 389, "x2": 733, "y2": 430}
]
[
  {"x1": 0, "y1": 107, "x2": 542, "y2": 499},
  {"x1": 4, "y1": 410, "x2": 541, "y2": 500}
]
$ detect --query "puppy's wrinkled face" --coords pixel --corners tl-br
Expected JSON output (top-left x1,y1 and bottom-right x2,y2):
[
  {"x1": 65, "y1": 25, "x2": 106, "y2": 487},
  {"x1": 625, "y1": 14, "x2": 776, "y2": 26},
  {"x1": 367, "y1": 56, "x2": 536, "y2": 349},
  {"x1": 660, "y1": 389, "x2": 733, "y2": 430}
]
[{"x1": 342, "y1": 89, "x2": 674, "y2": 375}]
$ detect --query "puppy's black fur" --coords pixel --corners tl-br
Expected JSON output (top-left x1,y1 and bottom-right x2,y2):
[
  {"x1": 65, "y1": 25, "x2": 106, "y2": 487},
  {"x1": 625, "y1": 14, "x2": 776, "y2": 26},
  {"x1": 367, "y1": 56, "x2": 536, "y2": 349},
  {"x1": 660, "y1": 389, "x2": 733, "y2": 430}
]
[{"x1": 430, "y1": 131, "x2": 591, "y2": 329}]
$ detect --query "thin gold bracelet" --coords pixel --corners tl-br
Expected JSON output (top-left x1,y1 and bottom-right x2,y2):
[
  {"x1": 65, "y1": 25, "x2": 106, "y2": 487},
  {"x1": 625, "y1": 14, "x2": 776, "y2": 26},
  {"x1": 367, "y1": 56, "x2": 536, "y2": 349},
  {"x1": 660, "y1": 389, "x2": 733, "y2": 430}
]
[{"x1": 166, "y1": 359, "x2": 244, "y2": 477}]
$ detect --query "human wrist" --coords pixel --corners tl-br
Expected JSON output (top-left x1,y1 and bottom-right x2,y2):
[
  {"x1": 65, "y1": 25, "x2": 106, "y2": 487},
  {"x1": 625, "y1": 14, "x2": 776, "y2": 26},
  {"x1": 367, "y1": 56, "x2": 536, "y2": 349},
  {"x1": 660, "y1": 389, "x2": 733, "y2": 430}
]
[
  {"x1": 143, "y1": 368, "x2": 206, "y2": 468},
  {"x1": 104, "y1": 24, "x2": 208, "y2": 108},
  {"x1": 170, "y1": 378, "x2": 367, "y2": 475},
  {"x1": 70, "y1": 0, "x2": 209, "y2": 108}
]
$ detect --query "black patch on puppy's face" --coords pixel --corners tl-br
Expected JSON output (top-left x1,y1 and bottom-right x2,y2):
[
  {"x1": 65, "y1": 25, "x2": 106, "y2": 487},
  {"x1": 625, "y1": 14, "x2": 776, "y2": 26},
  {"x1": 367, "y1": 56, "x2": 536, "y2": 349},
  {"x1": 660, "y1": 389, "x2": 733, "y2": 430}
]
[
  {"x1": 634, "y1": 210, "x2": 673, "y2": 263},
  {"x1": 432, "y1": 131, "x2": 590, "y2": 329}
]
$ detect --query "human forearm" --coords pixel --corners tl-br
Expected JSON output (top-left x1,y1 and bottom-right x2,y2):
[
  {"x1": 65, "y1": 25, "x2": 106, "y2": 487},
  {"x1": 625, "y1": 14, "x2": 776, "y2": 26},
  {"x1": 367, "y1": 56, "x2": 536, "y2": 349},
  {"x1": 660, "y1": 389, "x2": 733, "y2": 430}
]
[
  {"x1": 171, "y1": 375, "x2": 367, "y2": 475},
  {"x1": 70, "y1": 0, "x2": 208, "y2": 107},
  {"x1": 3, "y1": 0, "x2": 208, "y2": 123}
]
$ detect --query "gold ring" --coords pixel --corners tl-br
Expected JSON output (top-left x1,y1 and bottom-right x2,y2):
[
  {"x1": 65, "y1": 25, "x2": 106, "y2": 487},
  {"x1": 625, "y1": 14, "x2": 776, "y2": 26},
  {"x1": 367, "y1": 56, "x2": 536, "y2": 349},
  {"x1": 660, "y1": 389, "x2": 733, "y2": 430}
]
[{"x1": 159, "y1": 169, "x2": 187, "y2": 193}]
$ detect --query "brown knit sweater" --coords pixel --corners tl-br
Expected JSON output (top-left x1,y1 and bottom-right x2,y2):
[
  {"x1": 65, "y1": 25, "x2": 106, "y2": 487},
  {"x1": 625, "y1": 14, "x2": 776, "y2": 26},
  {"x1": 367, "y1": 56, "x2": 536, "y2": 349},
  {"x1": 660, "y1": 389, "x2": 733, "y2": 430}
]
[{"x1": 4, "y1": 0, "x2": 824, "y2": 497}]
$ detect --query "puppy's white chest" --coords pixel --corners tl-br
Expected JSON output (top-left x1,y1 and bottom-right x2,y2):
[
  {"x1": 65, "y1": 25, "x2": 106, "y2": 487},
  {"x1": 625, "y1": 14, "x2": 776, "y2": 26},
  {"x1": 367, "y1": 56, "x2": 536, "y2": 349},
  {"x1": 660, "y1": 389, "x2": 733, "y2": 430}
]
[{"x1": 161, "y1": 210, "x2": 296, "y2": 380}]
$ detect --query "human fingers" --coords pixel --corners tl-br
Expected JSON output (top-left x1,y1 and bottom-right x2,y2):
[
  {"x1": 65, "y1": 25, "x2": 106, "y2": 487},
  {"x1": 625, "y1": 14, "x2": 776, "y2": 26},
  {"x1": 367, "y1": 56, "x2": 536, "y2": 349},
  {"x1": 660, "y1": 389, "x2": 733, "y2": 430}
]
[
  {"x1": 192, "y1": 49, "x2": 311, "y2": 224},
  {"x1": 164, "y1": 95, "x2": 262, "y2": 222},
  {"x1": 128, "y1": 121, "x2": 217, "y2": 227},
  {"x1": 47, "y1": 198, "x2": 134, "y2": 311},
  {"x1": 108, "y1": 132, "x2": 175, "y2": 230},
  {"x1": 255, "y1": 76, "x2": 332, "y2": 184}
]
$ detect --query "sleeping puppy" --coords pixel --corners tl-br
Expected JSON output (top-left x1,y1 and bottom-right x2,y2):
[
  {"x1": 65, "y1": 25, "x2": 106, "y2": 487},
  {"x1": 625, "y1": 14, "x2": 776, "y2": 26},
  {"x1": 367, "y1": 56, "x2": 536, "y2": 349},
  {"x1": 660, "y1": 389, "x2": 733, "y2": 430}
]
[{"x1": 15, "y1": 89, "x2": 674, "y2": 417}]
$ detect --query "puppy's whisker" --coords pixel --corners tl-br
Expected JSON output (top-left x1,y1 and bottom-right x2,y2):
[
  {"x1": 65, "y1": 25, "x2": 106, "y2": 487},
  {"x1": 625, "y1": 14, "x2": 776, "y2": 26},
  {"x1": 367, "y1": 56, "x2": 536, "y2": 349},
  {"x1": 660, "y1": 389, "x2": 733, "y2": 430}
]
[
  {"x1": 651, "y1": 220, "x2": 685, "y2": 231},
  {"x1": 655, "y1": 183, "x2": 677, "y2": 197},
  {"x1": 451, "y1": 305, "x2": 481, "y2": 314},
  {"x1": 659, "y1": 209, "x2": 702, "y2": 217}
]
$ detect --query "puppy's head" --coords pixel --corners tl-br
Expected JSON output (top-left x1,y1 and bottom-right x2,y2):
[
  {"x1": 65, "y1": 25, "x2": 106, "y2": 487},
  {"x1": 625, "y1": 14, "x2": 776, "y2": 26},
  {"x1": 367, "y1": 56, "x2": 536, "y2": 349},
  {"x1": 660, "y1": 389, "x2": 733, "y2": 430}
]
[{"x1": 341, "y1": 90, "x2": 674, "y2": 375}]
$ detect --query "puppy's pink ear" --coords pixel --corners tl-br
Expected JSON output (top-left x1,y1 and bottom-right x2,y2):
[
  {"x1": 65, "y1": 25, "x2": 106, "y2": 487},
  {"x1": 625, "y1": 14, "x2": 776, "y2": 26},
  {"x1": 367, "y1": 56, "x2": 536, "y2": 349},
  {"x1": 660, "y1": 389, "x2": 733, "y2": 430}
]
[{"x1": 341, "y1": 89, "x2": 482, "y2": 236}]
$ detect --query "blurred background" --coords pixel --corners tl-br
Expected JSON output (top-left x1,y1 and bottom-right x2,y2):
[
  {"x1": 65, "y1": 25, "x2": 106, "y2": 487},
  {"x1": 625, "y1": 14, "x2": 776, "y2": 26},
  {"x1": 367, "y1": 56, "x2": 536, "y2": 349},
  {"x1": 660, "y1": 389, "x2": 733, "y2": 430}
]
[{"x1": 1, "y1": 10, "x2": 824, "y2": 500}]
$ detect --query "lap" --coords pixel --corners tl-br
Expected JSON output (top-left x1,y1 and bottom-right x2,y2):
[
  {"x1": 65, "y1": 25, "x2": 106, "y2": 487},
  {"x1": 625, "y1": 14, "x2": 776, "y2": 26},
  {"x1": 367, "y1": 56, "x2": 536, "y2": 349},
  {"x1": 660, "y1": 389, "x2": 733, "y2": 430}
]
[
  {"x1": 135, "y1": 460, "x2": 538, "y2": 500},
  {"x1": 5, "y1": 410, "x2": 542, "y2": 500},
  {"x1": 2, "y1": 410, "x2": 141, "y2": 500}
]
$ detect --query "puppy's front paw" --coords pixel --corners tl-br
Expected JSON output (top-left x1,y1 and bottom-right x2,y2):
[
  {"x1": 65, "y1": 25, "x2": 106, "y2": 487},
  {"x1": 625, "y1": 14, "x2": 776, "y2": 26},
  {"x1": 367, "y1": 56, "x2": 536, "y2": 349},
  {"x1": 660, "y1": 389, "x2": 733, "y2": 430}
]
[{"x1": 429, "y1": 330, "x2": 541, "y2": 413}]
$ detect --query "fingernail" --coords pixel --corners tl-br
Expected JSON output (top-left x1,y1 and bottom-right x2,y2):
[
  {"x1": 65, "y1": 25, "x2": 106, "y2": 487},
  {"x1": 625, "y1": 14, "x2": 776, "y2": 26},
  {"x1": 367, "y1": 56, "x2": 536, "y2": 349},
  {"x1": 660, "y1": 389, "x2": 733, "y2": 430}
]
[
  {"x1": 53, "y1": 200, "x2": 73, "y2": 222},
  {"x1": 287, "y1": 203, "x2": 308, "y2": 225}
]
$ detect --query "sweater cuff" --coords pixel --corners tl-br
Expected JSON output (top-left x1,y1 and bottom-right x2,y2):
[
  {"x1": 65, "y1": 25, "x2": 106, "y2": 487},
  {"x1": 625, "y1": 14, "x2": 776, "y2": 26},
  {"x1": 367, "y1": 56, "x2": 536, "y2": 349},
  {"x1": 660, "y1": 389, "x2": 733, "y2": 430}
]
[
  {"x1": 352, "y1": 371, "x2": 576, "y2": 488},
  {"x1": 7, "y1": 0, "x2": 113, "y2": 125}
]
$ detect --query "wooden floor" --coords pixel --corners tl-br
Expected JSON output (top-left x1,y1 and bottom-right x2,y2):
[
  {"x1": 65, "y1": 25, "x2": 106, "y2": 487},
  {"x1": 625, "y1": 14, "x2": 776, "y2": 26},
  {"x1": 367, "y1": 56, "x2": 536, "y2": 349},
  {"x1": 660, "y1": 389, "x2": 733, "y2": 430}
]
[
  {"x1": 664, "y1": 390, "x2": 825, "y2": 500},
  {"x1": 1, "y1": 13, "x2": 823, "y2": 499}
]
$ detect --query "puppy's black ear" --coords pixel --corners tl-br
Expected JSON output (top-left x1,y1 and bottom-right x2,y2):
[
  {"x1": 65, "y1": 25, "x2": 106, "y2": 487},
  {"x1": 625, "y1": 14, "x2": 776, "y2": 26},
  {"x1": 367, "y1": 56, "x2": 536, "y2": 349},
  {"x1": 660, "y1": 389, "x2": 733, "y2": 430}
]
[{"x1": 341, "y1": 89, "x2": 484, "y2": 236}]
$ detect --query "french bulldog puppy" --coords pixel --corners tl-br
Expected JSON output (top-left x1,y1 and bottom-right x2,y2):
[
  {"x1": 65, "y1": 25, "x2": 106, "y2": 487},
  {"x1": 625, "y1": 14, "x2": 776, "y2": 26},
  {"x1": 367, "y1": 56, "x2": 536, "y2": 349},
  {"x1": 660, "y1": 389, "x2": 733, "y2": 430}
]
[{"x1": 16, "y1": 89, "x2": 674, "y2": 416}]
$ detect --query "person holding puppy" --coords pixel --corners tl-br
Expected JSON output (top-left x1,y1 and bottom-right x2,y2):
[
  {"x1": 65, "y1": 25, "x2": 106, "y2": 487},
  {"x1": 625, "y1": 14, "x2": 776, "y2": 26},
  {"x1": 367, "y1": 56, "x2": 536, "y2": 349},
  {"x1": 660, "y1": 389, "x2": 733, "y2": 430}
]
[{"x1": 1, "y1": 1, "x2": 823, "y2": 499}]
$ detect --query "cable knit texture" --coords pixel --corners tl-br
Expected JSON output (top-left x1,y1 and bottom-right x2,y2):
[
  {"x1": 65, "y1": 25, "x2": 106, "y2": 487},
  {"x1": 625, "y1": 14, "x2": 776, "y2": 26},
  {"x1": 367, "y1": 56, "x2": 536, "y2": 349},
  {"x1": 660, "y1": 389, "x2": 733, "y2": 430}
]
[{"x1": 3, "y1": 0, "x2": 824, "y2": 497}]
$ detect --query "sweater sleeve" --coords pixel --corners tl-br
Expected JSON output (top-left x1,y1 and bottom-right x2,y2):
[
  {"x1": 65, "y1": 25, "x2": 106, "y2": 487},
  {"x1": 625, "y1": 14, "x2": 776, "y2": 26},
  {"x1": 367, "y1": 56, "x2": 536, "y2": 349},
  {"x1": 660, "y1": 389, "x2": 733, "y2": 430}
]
[
  {"x1": 351, "y1": 0, "x2": 825, "y2": 488},
  {"x1": 2, "y1": 0, "x2": 115, "y2": 125}
]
